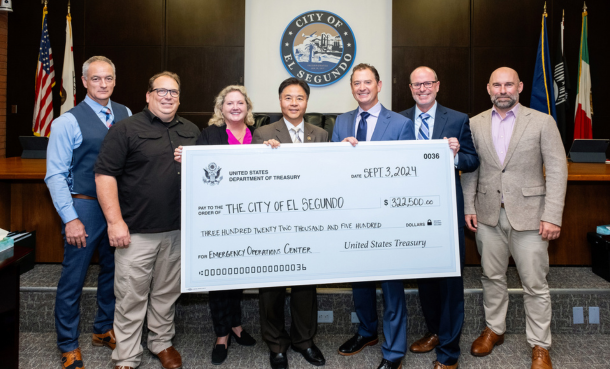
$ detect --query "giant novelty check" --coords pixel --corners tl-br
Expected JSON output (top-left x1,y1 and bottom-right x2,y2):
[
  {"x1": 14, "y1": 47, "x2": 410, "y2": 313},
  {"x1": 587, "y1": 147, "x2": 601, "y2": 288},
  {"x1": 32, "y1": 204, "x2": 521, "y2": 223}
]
[{"x1": 181, "y1": 141, "x2": 460, "y2": 292}]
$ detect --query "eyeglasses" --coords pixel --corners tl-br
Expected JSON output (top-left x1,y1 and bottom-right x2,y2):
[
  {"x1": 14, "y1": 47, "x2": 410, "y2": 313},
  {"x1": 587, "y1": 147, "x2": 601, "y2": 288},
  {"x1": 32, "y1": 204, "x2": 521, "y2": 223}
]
[
  {"x1": 151, "y1": 88, "x2": 180, "y2": 97},
  {"x1": 409, "y1": 81, "x2": 438, "y2": 89}
]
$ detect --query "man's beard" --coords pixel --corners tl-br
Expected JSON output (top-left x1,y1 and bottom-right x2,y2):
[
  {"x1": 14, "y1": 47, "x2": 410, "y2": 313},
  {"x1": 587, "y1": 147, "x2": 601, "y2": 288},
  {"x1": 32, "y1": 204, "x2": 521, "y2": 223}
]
[{"x1": 491, "y1": 94, "x2": 517, "y2": 109}]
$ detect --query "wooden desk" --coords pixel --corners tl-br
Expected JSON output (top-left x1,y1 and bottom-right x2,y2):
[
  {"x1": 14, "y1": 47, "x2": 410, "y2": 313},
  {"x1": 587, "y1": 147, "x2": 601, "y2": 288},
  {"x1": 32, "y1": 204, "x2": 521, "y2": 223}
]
[
  {"x1": 1, "y1": 158, "x2": 609, "y2": 265},
  {"x1": 0, "y1": 158, "x2": 63, "y2": 262}
]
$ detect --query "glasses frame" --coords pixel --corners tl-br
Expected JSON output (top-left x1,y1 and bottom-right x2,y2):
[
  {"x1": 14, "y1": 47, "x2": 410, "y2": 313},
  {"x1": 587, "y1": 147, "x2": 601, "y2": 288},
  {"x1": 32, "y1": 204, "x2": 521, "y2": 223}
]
[
  {"x1": 409, "y1": 81, "x2": 438, "y2": 89},
  {"x1": 151, "y1": 88, "x2": 180, "y2": 97}
]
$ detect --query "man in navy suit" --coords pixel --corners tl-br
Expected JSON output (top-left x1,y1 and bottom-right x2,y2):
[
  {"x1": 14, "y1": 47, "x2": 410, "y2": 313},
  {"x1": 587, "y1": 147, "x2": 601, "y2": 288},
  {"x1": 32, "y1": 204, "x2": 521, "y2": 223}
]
[
  {"x1": 333, "y1": 63, "x2": 414, "y2": 369},
  {"x1": 399, "y1": 66, "x2": 479, "y2": 369}
]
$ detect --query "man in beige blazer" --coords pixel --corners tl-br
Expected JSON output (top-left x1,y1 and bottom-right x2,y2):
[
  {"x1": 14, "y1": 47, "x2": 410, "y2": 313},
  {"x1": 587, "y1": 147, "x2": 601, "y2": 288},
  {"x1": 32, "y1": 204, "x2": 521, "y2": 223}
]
[
  {"x1": 461, "y1": 67, "x2": 567, "y2": 369},
  {"x1": 252, "y1": 77, "x2": 328, "y2": 369}
]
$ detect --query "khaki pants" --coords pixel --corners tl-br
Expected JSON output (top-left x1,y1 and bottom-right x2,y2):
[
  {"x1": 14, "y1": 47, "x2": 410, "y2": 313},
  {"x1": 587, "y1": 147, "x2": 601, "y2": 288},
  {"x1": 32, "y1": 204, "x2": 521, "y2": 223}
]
[
  {"x1": 476, "y1": 208, "x2": 551, "y2": 349},
  {"x1": 111, "y1": 230, "x2": 181, "y2": 367}
]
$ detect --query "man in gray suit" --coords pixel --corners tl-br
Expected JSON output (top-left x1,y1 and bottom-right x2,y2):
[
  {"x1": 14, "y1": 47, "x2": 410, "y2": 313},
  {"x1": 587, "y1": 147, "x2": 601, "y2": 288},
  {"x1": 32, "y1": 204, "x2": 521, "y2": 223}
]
[
  {"x1": 252, "y1": 77, "x2": 328, "y2": 369},
  {"x1": 461, "y1": 67, "x2": 567, "y2": 369}
]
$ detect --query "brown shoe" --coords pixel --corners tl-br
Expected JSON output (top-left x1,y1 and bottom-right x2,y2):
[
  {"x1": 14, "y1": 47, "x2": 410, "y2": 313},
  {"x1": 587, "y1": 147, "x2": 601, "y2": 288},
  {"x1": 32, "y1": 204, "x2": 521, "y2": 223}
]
[
  {"x1": 433, "y1": 361, "x2": 458, "y2": 369},
  {"x1": 470, "y1": 327, "x2": 504, "y2": 357},
  {"x1": 61, "y1": 348, "x2": 84, "y2": 369},
  {"x1": 92, "y1": 329, "x2": 116, "y2": 350},
  {"x1": 531, "y1": 346, "x2": 552, "y2": 369},
  {"x1": 155, "y1": 346, "x2": 182, "y2": 369},
  {"x1": 410, "y1": 332, "x2": 440, "y2": 353}
]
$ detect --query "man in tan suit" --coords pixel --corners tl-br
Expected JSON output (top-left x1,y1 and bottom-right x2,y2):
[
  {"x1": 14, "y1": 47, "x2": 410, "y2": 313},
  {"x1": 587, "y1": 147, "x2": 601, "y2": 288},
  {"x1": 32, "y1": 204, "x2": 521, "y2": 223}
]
[
  {"x1": 461, "y1": 67, "x2": 567, "y2": 369},
  {"x1": 252, "y1": 77, "x2": 328, "y2": 369}
]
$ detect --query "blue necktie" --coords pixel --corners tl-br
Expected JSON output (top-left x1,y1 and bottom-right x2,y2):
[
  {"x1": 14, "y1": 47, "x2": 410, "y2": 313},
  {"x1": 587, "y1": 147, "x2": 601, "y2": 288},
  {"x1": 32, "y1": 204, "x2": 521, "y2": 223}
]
[
  {"x1": 418, "y1": 112, "x2": 431, "y2": 140},
  {"x1": 357, "y1": 112, "x2": 370, "y2": 142},
  {"x1": 103, "y1": 107, "x2": 114, "y2": 128}
]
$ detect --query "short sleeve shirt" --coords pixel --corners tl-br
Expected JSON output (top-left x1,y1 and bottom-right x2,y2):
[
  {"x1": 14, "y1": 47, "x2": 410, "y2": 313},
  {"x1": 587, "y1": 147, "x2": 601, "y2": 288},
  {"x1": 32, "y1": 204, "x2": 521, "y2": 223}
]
[{"x1": 94, "y1": 107, "x2": 201, "y2": 233}]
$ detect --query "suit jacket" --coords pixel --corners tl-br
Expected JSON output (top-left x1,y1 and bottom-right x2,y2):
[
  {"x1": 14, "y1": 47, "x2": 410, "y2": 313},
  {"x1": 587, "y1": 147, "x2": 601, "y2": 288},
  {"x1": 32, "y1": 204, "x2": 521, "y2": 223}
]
[
  {"x1": 195, "y1": 123, "x2": 255, "y2": 145},
  {"x1": 399, "y1": 103, "x2": 479, "y2": 228},
  {"x1": 332, "y1": 104, "x2": 414, "y2": 142},
  {"x1": 251, "y1": 119, "x2": 328, "y2": 143},
  {"x1": 461, "y1": 105, "x2": 568, "y2": 231}
]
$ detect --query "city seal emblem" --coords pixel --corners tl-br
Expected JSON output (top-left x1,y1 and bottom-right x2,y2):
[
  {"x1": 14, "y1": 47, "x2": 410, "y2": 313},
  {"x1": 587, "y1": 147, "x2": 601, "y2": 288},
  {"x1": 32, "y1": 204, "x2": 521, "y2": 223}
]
[
  {"x1": 280, "y1": 10, "x2": 356, "y2": 87},
  {"x1": 203, "y1": 162, "x2": 223, "y2": 186}
]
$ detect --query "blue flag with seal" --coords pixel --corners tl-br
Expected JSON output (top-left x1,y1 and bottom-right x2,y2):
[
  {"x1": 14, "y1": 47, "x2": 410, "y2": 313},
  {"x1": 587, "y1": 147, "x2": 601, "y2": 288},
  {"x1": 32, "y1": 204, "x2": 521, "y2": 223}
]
[{"x1": 530, "y1": 5, "x2": 557, "y2": 121}]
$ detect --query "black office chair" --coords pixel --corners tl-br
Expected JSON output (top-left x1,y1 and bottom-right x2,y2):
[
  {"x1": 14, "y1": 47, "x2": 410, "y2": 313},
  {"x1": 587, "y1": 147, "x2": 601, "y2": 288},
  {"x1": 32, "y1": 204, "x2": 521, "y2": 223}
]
[
  {"x1": 304, "y1": 113, "x2": 324, "y2": 128},
  {"x1": 266, "y1": 113, "x2": 284, "y2": 124},
  {"x1": 253, "y1": 114, "x2": 270, "y2": 129},
  {"x1": 323, "y1": 114, "x2": 337, "y2": 140}
]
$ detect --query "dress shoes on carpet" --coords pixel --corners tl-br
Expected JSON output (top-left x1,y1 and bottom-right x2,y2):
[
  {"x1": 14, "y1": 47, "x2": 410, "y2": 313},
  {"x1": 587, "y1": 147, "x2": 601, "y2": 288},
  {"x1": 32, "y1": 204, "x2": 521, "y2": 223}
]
[
  {"x1": 531, "y1": 346, "x2": 552, "y2": 369},
  {"x1": 269, "y1": 351, "x2": 288, "y2": 369},
  {"x1": 211, "y1": 342, "x2": 229, "y2": 365},
  {"x1": 433, "y1": 360, "x2": 458, "y2": 369},
  {"x1": 377, "y1": 358, "x2": 402, "y2": 369},
  {"x1": 470, "y1": 327, "x2": 504, "y2": 357},
  {"x1": 410, "y1": 332, "x2": 439, "y2": 353},
  {"x1": 338, "y1": 334, "x2": 379, "y2": 356},
  {"x1": 292, "y1": 344, "x2": 326, "y2": 366},
  {"x1": 61, "y1": 348, "x2": 84, "y2": 369},
  {"x1": 92, "y1": 329, "x2": 116, "y2": 350},
  {"x1": 155, "y1": 346, "x2": 183, "y2": 369},
  {"x1": 230, "y1": 329, "x2": 257, "y2": 346}
]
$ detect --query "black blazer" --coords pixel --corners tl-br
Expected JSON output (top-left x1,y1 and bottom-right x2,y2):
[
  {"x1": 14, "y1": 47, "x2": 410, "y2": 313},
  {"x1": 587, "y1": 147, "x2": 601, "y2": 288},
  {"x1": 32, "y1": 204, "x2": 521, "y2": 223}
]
[{"x1": 195, "y1": 123, "x2": 255, "y2": 145}]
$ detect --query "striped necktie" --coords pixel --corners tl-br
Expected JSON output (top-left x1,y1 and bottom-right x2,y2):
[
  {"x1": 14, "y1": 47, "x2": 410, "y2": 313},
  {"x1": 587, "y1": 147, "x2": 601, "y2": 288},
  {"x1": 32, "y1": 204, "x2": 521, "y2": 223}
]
[
  {"x1": 103, "y1": 107, "x2": 114, "y2": 128},
  {"x1": 418, "y1": 112, "x2": 431, "y2": 140},
  {"x1": 291, "y1": 127, "x2": 302, "y2": 143}
]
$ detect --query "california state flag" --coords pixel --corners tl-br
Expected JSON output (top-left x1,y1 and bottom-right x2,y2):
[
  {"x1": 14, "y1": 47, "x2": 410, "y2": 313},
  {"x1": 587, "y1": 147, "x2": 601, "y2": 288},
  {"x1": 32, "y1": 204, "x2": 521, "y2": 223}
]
[
  {"x1": 574, "y1": 6, "x2": 592, "y2": 139},
  {"x1": 60, "y1": 9, "x2": 75, "y2": 114}
]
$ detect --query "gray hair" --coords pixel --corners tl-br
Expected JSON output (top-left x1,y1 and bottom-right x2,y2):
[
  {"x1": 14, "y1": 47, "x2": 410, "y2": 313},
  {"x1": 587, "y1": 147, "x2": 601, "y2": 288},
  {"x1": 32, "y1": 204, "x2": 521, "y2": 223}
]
[
  {"x1": 410, "y1": 66, "x2": 438, "y2": 83},
  {"x1": 82, "y1": 56, "x2": 116, "y2": 79}
]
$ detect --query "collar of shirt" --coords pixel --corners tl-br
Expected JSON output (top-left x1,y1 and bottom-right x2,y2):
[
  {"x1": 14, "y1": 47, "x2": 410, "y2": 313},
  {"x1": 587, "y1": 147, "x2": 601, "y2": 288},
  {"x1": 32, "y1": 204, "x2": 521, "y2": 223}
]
[
  {"x1": 355, "y1": 102, "x2": 381, "y2": 140},
  {"x1": 284, "y1": 118, "x2": 304, "y2": 141},
  {"x1": 143, "y1": 107, "x2": 183, "y2": 128},
  {"x1": 84, "y1": 95, "x2": 114, "y2": 125},
  {"x1": 491, "y1": 102, "x2": 520, "y2": 120},
  {"x1": 414, "y1": 101, "x2": 437, "y2": 139}
]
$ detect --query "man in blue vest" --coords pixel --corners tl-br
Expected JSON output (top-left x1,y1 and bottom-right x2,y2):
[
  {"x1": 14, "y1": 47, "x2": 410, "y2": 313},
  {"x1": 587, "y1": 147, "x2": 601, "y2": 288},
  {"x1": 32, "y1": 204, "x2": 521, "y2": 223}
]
[{"x1": 46, "y1": 56, "x2": 131, "y2": 369}]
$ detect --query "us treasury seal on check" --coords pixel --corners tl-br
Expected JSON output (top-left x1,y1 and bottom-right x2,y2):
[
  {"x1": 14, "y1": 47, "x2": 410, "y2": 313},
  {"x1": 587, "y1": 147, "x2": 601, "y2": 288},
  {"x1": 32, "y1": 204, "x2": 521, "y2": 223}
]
[{"x1": 181, "y1": 141, "x2": 460, "y2": 292}]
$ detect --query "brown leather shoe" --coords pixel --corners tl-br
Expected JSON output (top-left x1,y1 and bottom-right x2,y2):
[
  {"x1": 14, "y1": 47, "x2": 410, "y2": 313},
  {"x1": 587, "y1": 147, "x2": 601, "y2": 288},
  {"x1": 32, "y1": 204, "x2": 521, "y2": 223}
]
[
  {"x1": 410, "y1": 332, "x2": 440, "y2": 353},
  {"x1": 92, "y1": 329, "x2": 116, "y2": 350},
  {"x1": 470, "y1": 327, "x2": 504, "y2": 357},
  {"x1": 156, "y1": 346, "x2": 182, "y2": 369},
  {"x1": 433, "y1": 361, "x2": 458, "y2": 369},
  {"x1": 531, "y1": 346, "x2": 552, "y2": 369},
  {"x1": 61, "y1": 348, "x2": 84, "y2": 369}
]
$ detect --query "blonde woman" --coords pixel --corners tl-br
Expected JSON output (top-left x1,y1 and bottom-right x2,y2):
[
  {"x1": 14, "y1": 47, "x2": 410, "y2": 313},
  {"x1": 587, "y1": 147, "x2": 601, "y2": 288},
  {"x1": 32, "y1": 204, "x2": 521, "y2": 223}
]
[{"x1": 175, "y1": 85, "x2": 256, "y2": 365}]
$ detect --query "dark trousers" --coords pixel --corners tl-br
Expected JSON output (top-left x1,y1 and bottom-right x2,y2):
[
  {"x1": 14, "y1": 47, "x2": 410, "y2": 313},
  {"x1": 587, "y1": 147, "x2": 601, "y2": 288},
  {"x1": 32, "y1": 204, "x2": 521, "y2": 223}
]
[
  {"x1": 417, "y1": 227, "x2": 466, "y2": 366},
  {"x1": 55, "y1": 198, "x2": 115, "y2": 353},
  {"x1": 209, "y1": 289, "x2": 243, "y2": 337},
  {"x1": 353, "y1": 280, "x2": 407, "y2": 362},
  {"x1": 259, "y1": 285, "x2": 317, "y2": 353}
]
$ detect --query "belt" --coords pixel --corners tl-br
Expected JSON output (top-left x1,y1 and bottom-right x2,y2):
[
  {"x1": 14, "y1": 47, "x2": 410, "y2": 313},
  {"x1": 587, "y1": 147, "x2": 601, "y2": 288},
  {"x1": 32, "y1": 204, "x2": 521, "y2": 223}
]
[{"x1": 71, "y1": 194, "x2": 96, "y2": 200}]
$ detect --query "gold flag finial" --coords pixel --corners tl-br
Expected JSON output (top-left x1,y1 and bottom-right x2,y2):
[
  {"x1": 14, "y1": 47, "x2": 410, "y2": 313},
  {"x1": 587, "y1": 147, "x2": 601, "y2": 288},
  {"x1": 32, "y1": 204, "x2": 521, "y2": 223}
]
[
  {"x1": 562, "y1": 9, "x2": 565, "y2": 22},
  {"x1": 68, "y1": 0, "x2": 71, "y2": 14},
  {"x1": 583, "y1": 2, "x2": 587, "y2": 12},
  {"x1": 543, "y1": 2, "x2": 547, "y2": 16}
]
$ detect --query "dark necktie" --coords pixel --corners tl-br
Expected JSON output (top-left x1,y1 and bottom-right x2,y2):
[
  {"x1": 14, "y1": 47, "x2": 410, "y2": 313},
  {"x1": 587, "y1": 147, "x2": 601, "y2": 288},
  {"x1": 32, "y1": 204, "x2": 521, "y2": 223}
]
[
  {"x1": 418, "y1": 112, "x2": 431, "y2": 140},
  {"x1": 357, "y1": 112, "x2": 370, "y2": 142}
]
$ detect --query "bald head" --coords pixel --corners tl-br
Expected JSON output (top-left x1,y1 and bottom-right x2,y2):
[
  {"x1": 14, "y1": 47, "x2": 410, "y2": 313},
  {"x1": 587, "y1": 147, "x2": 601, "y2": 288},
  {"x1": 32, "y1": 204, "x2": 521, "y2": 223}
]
[
  {"x1": 410, "y1": 66, "x2": 438, "y2": 83},
  {"x1": 487, "y1": 67, "x2": 523, "y2": 114},
  {"x1": 489, "y1": 67, "x2": 520, "y2": 85}
]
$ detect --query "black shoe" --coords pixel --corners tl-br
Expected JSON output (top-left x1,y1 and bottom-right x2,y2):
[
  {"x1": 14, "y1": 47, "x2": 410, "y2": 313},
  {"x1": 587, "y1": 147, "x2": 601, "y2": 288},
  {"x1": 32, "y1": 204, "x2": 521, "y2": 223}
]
[
  {"x1": 291, "y1": 344, "x2": 326, "y2": 366},
  {"x1": 377, "y1": 358, "x2": 402, "y2": 369},
  {"x1": 338, "y1": 334, "x2": 379, "y2": 356},
  {"x1": 230, "y1": 329, "x2": 257, "y2": 346},
  {"x1": 211, "y1": 343, "x2": 228, "y2": 365},
  {"x1": 269, "y1": 351, "x2": 288, "y2": 369}
]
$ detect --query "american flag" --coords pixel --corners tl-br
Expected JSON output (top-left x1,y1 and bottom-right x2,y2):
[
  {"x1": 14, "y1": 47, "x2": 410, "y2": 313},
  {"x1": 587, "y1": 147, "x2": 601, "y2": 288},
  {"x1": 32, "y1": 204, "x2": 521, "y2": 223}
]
[{"x1": 32, "y1": 6, "x2": 55, "y2": 137}]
